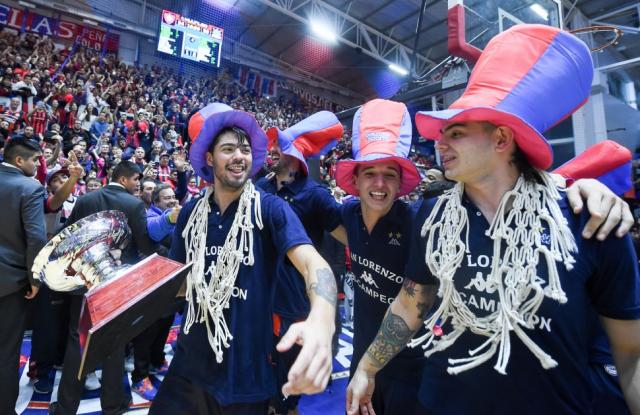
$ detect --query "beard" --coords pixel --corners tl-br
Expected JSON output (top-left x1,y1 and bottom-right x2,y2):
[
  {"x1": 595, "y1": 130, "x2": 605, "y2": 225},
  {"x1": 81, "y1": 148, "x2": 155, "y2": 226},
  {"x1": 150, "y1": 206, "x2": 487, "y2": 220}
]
[{"x1": 214, "y1": 162, "x2": 251, "y2": 190}]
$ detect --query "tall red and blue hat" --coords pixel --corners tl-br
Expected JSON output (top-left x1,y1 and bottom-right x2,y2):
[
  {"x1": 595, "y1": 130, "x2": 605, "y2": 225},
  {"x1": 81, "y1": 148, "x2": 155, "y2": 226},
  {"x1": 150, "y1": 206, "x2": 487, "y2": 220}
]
[
  {"x1": 266, "y1": 111, "x2": 343, "y2": 175},
  {"x1": 415, "y1": 24, "x2": 594, "y2": 170},
  {"x1": 554, "y1": 140, "x2": 632, "y2": 196},
  {"x1": 335, "y1": 99, "x2": 421, "y2": 197},
  {"x1": 188, "y1": 103, "x2": 268, "y2": 183}
]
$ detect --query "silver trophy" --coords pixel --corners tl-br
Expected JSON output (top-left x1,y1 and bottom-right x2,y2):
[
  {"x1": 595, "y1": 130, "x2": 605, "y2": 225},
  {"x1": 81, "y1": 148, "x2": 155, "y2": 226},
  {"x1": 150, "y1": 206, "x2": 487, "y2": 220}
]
[{"x1": 32, "y1": 210, "x2": 132, "y2": 292}]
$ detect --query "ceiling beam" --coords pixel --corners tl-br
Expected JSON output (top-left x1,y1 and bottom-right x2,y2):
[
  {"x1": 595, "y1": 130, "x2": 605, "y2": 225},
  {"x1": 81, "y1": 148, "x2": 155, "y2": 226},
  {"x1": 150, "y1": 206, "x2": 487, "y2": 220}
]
[{"x1": 253, "y1": 0, "x2": 436, "y2": 76}]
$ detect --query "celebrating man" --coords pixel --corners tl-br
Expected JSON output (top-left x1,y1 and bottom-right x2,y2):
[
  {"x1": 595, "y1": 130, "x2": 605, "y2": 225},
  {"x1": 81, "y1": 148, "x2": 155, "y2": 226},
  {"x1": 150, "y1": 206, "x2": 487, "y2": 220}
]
[
  {"x1": 347, "y1": 24, "x2": 640, "y2": 415},
  {"x1": 150, "y1": 103, "x2": 336, "y2": 415}
]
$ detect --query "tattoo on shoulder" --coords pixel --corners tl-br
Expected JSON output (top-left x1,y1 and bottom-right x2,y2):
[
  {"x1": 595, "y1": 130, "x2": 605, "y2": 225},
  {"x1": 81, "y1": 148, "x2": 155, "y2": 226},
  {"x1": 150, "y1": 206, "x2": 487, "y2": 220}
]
[
  {"x1": 308, "y1": 268, "x2": 337, "y2": 308},
  {"x1": 365, "y1": 309, "x2": 415, "y2": 369}
]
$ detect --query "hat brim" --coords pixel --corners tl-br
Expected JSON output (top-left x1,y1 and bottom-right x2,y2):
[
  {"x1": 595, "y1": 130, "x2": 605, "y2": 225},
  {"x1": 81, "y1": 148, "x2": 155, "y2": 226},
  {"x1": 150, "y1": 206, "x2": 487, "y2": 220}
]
[
  {"x1": 190, "y1": 110, "x2": 267, "y2": 183},
  {"x1": 267, "y1": 128, "x2": 309, "y2": 175},
  {"x1": 415, "y1": 107, "x2": 553, "y2": 170},
  {"x1": 335, "y1": 155, "x2": 421, "y2": 198}
]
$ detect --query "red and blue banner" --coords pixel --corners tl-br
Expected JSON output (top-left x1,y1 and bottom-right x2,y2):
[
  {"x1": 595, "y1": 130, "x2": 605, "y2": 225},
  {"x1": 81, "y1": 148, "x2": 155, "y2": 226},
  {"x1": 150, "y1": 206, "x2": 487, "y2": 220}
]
[{"x1": 0, "y1": 2, "x2": 120, "y2": 53}]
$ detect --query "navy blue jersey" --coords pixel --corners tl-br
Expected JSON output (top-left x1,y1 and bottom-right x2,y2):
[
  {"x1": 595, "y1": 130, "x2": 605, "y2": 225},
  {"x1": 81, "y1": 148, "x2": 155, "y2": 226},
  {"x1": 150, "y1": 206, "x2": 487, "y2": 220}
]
[
  {"x1": 405, "y1": 194, "x2": 640, "y2": 414},
  {"x1": 256, "y1": 175, "x2": 341, "y2": 320},
  {"x1": 168, "y1": 189, "x2": 311, "y2": 405},
  {"x1": 342, "y1": 199, "x2": 425, "y2": 380}
]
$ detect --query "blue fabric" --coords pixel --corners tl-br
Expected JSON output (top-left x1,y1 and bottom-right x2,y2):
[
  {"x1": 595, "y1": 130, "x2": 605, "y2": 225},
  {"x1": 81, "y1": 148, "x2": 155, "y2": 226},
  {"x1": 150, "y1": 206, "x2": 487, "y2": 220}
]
[
  {"x1": 146, "y1": 205, "x2": 174, "y2": 243},
  {"x1": 168, "y1": 189, "x2": 311, "y2": 405},
  {"x1": 496, "y1": 31, "x2": 593, "y2": 134},
  {"x1": 255, "y1": 175, "x2": 341, "y2": 320},
  {"x1": 341, "y1": 199, "x2": 425, "y2": 380},
  {"x1": 89, "y1": 120, "x2": 109, "y2": 145},
  {"x1": 405, "y1": 194, "x2": 640, "y2": 414},
  {"x1": 596, "y1": 161, "x2": 632, "y2": 196}
]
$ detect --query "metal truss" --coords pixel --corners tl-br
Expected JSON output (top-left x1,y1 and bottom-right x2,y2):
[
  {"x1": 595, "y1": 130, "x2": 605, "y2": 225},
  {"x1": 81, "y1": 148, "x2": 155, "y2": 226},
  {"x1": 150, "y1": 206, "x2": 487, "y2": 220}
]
[
  {"x1": 590, "y1": 3, "x2": 640, "y2": 34},
  {"x1": 253, "y1": 0, "x2": 437, "y2": 77}
]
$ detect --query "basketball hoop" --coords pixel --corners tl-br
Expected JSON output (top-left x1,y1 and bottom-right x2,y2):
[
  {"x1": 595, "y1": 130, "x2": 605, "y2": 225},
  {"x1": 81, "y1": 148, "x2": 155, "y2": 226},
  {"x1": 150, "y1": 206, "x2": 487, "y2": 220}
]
[{"x1": 569, "y1": 25, "x2": 622, "y2": 52}]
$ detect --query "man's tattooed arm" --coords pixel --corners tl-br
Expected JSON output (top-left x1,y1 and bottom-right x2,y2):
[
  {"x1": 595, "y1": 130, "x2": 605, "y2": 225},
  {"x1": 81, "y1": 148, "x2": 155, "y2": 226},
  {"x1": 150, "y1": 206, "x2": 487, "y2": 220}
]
[
  {"x1": 365, "y1": 308, "x2": 416, "y2": 369},
  {"x1": 361, "y1": 279, "x2": 437, "y2": 371},
  {"x1": 307, "y1": 267, "x2": 337, "y2": 308}
]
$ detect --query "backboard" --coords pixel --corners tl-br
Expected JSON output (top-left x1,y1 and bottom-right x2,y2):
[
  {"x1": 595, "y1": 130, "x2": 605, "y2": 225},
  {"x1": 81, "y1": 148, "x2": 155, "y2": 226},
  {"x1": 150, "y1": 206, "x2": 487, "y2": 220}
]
[{"x1": 448, "y1": 0, "x2": 563, "y2": 62}]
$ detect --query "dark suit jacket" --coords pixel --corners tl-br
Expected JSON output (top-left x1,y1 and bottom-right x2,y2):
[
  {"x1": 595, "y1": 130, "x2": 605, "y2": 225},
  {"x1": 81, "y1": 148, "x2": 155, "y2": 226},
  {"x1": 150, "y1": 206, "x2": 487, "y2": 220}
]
[
  {"x1": 0, "y1": 164, "x2": 47, "y2": 297},
  {"x1": 66, "y1": 184, "x2": 156, "y2": 266}
]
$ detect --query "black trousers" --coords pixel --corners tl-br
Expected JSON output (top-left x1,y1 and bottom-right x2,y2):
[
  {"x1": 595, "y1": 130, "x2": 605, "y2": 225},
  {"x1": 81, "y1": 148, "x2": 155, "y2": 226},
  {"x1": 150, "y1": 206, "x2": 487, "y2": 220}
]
[
  {"x1": 131, "y1": 313, "x2": 174, "y2": 383},
  {"x1": 150, "y1": 371, "x2": 269, "y2": 415},
  {"x1": 369, "y1": 371, "x2": 425, "y2": 415},
  {"x1": 51, "y1": 295, "x2": 128, "y2": 415},
  {"x1": 0, "y1": 289, "x2": 27, "y2": 415},
  {"x1": 30, "y1": 286, "x2": 70, "y2": 377}
]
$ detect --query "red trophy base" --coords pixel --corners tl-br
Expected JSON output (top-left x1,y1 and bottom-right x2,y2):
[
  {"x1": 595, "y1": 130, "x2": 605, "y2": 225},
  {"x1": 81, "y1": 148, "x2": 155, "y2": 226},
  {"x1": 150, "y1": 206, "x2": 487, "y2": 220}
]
[{"x1": 77, "y1": 254, "x2": 190, "y2": 380}]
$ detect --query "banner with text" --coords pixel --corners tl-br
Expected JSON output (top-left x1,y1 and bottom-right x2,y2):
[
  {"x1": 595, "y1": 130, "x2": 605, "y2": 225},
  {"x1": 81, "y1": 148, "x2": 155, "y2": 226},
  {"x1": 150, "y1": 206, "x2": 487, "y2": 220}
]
[{"x1": 0, "y1": 2, "x2": 119, "y2": 53}]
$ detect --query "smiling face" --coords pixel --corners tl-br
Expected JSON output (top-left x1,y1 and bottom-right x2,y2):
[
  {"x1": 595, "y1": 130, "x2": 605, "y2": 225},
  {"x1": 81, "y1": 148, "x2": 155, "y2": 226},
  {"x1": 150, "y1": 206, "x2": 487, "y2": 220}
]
[
  {"x1": 206, "y1": 129, "x2": 252, "y2": 192},
  {"x1": 353, "y1": 160, "x2": 401, "y2": 215}
]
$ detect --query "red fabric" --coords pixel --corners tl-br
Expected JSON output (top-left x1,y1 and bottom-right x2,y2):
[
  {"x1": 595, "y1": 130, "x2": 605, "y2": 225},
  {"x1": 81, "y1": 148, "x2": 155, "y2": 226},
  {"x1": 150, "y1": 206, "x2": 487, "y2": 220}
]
[
  {"x1": 553, "y1": 140, "x2": 631, "y2": 181},
  {"x1": 447, "y1": 4, "x2": 482, "y2": 63},
  {"x1": 36, "y1": 155, "x2": 47, "y2": 186},
  {"x1": 293, "y1": 123, "x2": 343, "y2": 158},
  {"x1": 158, "y1": 165, "x2": 172, "y2": 184},
  {"x1": 30, "y1": 110, "x2": 48, "y2": 135}
]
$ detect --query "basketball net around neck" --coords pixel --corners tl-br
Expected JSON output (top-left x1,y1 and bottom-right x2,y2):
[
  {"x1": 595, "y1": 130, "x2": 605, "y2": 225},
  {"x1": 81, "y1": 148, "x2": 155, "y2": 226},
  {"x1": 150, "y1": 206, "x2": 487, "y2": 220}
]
[
  {"x1": 182, "y1": 180, "x2": 263, "y2": 363},
  {"x1": 408, "y1": 172, "x2": 577, "y2": 375}
]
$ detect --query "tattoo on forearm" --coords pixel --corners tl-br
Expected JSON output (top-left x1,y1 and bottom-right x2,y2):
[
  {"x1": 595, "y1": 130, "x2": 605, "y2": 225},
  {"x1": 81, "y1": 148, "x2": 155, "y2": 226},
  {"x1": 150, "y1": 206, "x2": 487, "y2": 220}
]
[
  {"x1": 308, "y1": 268, "x2": 337, "y2": 308},
  {"x1": 402, "y1": 279, "x2": 418, "y2": 297},
  {"x1": 365, "y1": 309, "x2": 416, "y2": 369}
]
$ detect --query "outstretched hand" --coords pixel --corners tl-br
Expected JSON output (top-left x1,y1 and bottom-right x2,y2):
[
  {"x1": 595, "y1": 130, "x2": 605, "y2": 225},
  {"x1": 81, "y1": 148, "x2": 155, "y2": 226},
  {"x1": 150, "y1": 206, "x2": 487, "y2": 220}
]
[{"x1": 277, "y1": 317, "x2": 333, "y2": 396}]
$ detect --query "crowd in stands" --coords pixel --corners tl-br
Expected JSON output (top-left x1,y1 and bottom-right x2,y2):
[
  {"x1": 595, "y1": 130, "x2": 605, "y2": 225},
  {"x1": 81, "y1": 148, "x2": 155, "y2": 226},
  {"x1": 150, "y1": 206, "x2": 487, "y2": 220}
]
[
  {"x1": 0, "y1": 30, "x2": 328, "y2": 195},
  {"x1": 0, "y1": 29, "x2": 442, "y2": 210}
]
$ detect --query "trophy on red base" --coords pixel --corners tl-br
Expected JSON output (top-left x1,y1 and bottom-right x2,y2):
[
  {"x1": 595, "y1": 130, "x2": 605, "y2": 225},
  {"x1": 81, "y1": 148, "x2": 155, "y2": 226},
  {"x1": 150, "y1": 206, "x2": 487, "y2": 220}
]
[{"x1": 32, "y1": 210, "x2": 191, "y2": 379}]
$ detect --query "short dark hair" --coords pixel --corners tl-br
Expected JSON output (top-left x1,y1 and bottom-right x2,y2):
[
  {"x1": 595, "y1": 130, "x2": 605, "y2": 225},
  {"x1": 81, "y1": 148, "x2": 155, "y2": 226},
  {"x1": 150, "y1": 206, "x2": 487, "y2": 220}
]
[
  {"x1": 112, "y1": 160, "x2": 141, "y2": 182},
  {"x1": 152, "y1": 183, "x2": 173, "y2": 203},
  {"x1": 3, "y1": 138, "x2": 41, "y2": 163},
  {"x1": 207, "y1": 127, "x2": 250, "y2": 153}
]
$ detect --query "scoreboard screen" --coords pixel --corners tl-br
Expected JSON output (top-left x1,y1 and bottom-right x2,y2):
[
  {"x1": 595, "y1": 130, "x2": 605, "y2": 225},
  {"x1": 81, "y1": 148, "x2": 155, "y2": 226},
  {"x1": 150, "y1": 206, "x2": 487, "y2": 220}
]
[{"x1": 157, "y1": 9, "x2": 224, "y2": 67}]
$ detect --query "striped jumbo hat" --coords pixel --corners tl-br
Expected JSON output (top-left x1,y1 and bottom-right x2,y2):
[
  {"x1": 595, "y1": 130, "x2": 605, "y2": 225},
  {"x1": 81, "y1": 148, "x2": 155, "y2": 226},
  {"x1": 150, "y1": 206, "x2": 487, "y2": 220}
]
[{"x1": 415, "y1": 24, "x2": 594, "y2": 170}]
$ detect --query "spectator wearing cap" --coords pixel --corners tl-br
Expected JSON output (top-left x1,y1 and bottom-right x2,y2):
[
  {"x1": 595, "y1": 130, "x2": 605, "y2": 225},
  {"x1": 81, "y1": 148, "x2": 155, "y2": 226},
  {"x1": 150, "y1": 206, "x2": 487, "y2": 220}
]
[{"x1": 0, "y1": 137, "x2": 45, "y2": 414}]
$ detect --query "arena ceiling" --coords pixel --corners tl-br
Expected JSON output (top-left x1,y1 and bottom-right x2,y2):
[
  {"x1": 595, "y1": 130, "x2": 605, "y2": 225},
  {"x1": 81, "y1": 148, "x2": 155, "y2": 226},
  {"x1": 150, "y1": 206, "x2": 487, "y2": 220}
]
[{"x1": 139, "y1": 0, "x2": 640, "y2": 99}]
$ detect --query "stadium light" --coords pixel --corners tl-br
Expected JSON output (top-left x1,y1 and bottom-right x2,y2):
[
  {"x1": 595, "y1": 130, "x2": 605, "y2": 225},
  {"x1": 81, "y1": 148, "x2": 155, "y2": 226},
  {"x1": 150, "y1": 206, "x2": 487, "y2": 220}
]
[
  {"x1": 310, "y1": 19, "x2": 337, "y2": 44},
  {"x1": 530, "y1": 4, "x2": 549, "y2": 21},
  {"x1": 389, "y1": 63, "x2": 409, "y2": 76},
  {"x1": 18, "y1": 1, "x2": 35, "y2": 8},
  {"x1": 82, "y1": 18, "x2": 99, "y2": 26}
]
